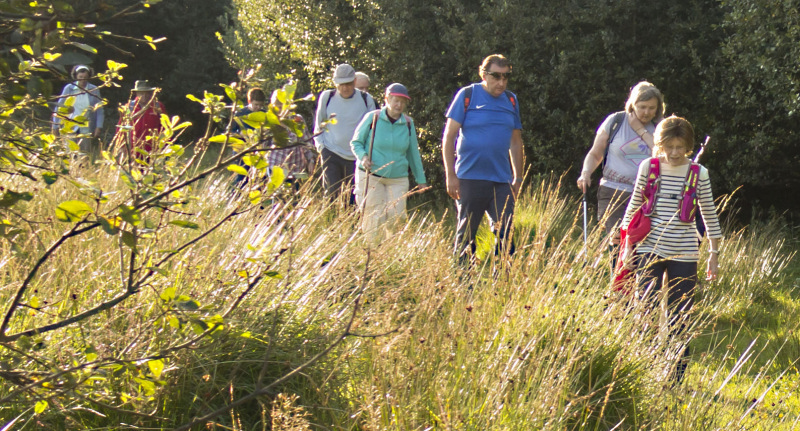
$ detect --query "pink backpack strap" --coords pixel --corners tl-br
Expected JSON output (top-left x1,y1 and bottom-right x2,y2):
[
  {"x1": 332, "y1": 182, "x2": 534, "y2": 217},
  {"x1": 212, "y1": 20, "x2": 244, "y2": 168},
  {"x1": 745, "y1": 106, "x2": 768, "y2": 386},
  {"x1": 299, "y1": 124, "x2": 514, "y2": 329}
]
[
  {"x1": 641, "y1": 158, "x2": 660, "y2": 215},
  {"x1": 679, "y1": 163, "x2": 701, "y2": 222}
]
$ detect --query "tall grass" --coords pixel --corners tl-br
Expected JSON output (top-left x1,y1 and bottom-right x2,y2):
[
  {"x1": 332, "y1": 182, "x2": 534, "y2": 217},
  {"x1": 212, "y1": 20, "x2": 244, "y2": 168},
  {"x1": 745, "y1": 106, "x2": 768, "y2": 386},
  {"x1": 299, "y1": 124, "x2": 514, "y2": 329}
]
[{"x1": 0, "y1": 162, "x2": 797, "y2": 430}]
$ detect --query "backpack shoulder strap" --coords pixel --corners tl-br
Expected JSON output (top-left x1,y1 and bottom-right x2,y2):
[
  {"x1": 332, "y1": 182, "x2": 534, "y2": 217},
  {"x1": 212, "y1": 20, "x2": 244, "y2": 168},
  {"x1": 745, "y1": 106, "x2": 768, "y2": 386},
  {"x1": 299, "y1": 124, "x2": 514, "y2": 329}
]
[
  {"x1": 462, "y1": 85, "x2": 474, "y2": 111},
  {"x1": 641, "y1": 157, "x2": 660, "y2": 215},
  {"x1": 602, "y1": 111, "x2": 628, "y2": 169},
  {"x1": 403, "y1": 114, "x2": 412, "y2": 135},
  {"x1": 504, "y1": 90, "x2": 518, "y2": 112},
  {"x1": 322, "y1": 89, "x2": 335, "y2": 110},
  {"x1": 678, "y1": 163, "x2": 702, "y2": 222},
  {"x1": 360, "y1": 90, "x2": 370, "y2": 108},
  {"x1": 607, "y1": 111, "x2": 627, "y2": 144}
]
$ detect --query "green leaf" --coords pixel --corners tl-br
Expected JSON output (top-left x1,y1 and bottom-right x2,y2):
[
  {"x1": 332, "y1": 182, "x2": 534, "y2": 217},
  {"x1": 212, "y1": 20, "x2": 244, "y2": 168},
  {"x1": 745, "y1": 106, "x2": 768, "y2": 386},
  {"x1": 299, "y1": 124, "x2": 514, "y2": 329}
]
[
  {"x1": 84, "y1": 347, "x2": 98, "y2": 362},
  {"x1": 265, "y1": 270, "x2": 283, "y2": 279},
  {"x1": 148, "y1": 359, "x2": 165, "y2": 379},
  {"x1": 20, "y1": 18, "x2": 35, "y2": 32},
  {"x1": 119, "y1": 205, "x2": 141, "y2": 226},
  {"x1": 98, "y1": 216, "x2": 121, "y2": 235},
  {"x1": 227, "y1": 164, "x2": 249, "y2": 176},
  {"x1": 168, "y1": 317, "x2": 181, "y2": 329},
  {"x1": 160, "y1": 287, "x2": 176, "y2": 301},
  {"x1": 268, "y1": 166, "x2": 285, "y2": 192},
  {"x1": 68, "y1": 42, "x2": 97, "y2": 54},
  {"x1": 176, "y1": 299, "x2": 200, "y2": 311},
  {"x1": 169, "y1": 220, "x2": 200, "y2": 230},
  {"x1": 186, "y1": 94, "x2": 202, "y2": 103},
  {"x1": 208, "y1": 134, "x2": 244, "y2": 145},
  {"x1": 248, "y1": 190, "x2": 262, "y2": 205},
  {"x1": 34, "y1": 400, "x2": 48, "y2": 414},
  {"x1": 42, "y1": 172, "x2": 57, "y2": 185},
  {"x1": 222, "y1": 84, "x2": 237, "y2": 103},
  {"x1": 0, "y1": 191, "x2": 34, "y2": 208},
  {"x1": 190, "y1": 319, "x2": 208, "y2": 335},
  {"x1": 121, "y1": 231, "x2": 136, "y2": 248},
  {"x1": 55, "y1": 200, "x2": 93, "y2": 222},
  {"x1": 135, "y1": 378, "x2": 156, "y2": 396},
  {"x1": 241, "y1": 111, "x2": 266, "y2": 129}
]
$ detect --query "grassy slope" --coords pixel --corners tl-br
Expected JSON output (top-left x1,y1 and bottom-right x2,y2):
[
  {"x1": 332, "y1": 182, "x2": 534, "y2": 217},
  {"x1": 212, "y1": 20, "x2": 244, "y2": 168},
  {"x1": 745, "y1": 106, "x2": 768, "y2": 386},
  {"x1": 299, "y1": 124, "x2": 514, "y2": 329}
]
[{"x1": 0, "y1": 164, "x2": 798, "y2": 430}]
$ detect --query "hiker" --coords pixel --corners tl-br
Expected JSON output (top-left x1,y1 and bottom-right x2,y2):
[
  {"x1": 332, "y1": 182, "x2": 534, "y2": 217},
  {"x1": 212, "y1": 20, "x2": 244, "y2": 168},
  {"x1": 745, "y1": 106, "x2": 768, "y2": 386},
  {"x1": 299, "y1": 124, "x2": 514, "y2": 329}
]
[
  {"x1": 620, "y1": 115, "x2": 722, "y2": 382},
  {"x1": 119, "y1": 80, "x2": 167, "y2": 156},
  {"x1": 314, "y1": 64, "x2": 377, "y2": 202},
  {"x1": 355, "y1": 71, "x2": 380, "y2": 108},
  {"x1": 229, "y1": 88, "x2": 268, "y2": 186},
  {"x1": 443, "y1": 54, "x2": 524, "y2": 262},
  {"x1": 266, "y1": 91, "x2": 316, "y2": 190},
  {"x1": 230, "y1": 88, "x2": 266, "y2": 134},
  {"x1": 577, "y1": 82, "x2": 664, "y2": 260},
  {"x1": 351, "y1": 83, "x2": 427, "y2": 242},
  {"x1": 53, "y1": 64, "x2": 105, "y2": 156}
]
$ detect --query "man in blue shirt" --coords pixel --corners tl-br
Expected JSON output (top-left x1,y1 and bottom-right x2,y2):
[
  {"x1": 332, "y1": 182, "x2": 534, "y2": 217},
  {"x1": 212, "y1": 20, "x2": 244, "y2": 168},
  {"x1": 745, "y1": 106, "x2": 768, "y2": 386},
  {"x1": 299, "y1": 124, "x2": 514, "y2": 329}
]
[{"x1": 443, "y1": 54, "x2": 524, "y2": 262}]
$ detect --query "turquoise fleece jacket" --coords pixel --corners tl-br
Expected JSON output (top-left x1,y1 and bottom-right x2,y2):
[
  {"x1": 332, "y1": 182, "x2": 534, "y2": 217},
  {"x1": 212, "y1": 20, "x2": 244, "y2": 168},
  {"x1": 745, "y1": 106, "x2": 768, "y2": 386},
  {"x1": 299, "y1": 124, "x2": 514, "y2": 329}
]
[{"x1": 350, "y1": 108, "x2": 427, "y2": 183}]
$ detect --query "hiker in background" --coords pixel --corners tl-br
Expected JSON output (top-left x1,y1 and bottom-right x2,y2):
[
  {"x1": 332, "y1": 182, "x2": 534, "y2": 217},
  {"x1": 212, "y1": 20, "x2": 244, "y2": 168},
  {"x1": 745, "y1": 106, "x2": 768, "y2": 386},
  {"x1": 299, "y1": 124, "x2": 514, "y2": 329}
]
[
  {"x1": 266, "y1": 91, "x2": 316, "y2": 190},
  {"x1": 119, "y1": 80, "x2": 167, "y2": 156},
  {"x1": 351, "y1": 83, "x2": 427, "y2": 242},
  {"x1": 314, "y1": 64, "x2": 377, "y2": 202},
  {"x1": 355, "y1": 71, "x2": 380, "y2": 108},
  {"x1": 577, "y1": 81, "x2": 664, "y2": 262},
  {"x1": 443, "y1": 54, "x2": 524, "y2": 263},
  {"x1": 620, "y1": 115, "x2": 722, "y2": 382},
  {"x1": 230, "y1": 88, "x2": 266, "y2": 134},
  {"x1": 53, "y1": 64, "x2": 105, "y2": 157}
]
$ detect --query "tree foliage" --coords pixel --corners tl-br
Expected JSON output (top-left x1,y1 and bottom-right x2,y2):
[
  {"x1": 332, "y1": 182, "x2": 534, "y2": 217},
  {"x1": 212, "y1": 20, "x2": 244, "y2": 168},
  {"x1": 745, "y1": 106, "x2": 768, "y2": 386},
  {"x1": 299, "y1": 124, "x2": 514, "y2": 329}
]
[
  {"x1": 1, "y1": 1, "x2": 340, "y2": 427},
  {"x1": 224, "y1": 0, "x2": 800, "y2": 213}
]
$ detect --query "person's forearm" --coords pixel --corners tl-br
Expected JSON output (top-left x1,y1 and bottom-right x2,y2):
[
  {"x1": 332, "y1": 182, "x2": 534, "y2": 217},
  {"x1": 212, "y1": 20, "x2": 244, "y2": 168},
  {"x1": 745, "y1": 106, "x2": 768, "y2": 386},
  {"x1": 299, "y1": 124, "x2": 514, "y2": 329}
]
[
  {"x1": 581, "y1": 152, "x2": 602, "y2": 178},
  {"x1": 510, "y1": 138, "x2": 523, "y2": 181},
  {"x1": 442, "y1": 127, "x2": 458, "y2": 177},
  {"x1": 708, "y1": 237, "x2": 721, "y2": 253}
]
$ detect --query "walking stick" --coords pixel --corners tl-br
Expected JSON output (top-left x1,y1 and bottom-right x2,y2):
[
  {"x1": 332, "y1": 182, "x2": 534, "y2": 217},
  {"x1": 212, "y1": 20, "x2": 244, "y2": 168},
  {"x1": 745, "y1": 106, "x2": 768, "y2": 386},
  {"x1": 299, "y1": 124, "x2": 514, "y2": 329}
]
[
  {"x1": 362, "y1": 112, "x2": 379, "y2": 207},
  {"x1": 582, "y1": 192, "x2": 589, "y2": 246}
]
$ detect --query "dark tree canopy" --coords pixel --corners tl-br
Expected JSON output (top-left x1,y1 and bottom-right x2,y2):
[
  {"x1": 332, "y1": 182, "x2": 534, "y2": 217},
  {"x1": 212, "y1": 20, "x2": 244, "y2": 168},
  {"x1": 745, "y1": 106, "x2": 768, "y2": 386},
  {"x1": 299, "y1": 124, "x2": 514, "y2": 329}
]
[{"x1": 222, "y1": 0, "x2": 800, "y2": 217}]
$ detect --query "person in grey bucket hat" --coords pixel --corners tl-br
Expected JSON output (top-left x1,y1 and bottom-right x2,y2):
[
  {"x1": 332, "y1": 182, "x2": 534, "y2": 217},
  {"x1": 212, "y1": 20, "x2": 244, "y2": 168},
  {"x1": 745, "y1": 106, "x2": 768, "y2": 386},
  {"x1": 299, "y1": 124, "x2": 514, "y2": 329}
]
[{"x1": 314, "y1": 63, "x2": 376, "y2": 202}]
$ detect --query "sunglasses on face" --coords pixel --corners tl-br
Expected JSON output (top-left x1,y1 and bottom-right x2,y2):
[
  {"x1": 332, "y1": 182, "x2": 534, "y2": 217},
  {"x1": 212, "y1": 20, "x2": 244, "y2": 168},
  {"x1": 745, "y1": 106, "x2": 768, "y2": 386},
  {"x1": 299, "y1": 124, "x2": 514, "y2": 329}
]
[{"x1": 485, "y1": 71, "x2": 511, "y2": 80}]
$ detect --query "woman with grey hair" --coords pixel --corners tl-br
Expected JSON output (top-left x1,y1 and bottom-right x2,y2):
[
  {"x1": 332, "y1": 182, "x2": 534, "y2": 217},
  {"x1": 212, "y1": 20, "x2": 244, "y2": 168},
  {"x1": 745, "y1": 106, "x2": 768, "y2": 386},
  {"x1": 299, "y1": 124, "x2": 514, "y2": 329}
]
[
  {"x1": 576, "y1": 81, "x2": 665, "y2": 256},
  {"x1": 53, "y1": 64, "x2": 105, "y2": 155}
]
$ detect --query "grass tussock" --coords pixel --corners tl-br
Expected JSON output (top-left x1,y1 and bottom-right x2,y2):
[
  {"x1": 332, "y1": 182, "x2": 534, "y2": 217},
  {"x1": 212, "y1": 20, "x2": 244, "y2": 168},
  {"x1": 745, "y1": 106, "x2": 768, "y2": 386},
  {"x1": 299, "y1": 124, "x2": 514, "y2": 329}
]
[{"x1": 0, "y1": 162, "x2": 798, "y2": 430}]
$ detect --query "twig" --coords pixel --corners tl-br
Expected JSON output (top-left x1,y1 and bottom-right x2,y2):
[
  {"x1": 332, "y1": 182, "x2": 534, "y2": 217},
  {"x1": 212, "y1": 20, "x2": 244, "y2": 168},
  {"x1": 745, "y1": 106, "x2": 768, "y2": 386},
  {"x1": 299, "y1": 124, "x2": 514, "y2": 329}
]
[
  {"x1": 174, "y1": 251, "x2": 373, "y2": 431},
  {"x1": 0, "y1": 221, "x2": 99, "y2": 338}
]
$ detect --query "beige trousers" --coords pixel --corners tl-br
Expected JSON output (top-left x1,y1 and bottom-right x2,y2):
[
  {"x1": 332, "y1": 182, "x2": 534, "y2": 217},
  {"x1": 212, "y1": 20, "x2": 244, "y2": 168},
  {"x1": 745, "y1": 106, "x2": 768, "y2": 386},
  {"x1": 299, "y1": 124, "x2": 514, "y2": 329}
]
[{"x1": 354, "y1": 169, "x2": 409, "y2": 242}]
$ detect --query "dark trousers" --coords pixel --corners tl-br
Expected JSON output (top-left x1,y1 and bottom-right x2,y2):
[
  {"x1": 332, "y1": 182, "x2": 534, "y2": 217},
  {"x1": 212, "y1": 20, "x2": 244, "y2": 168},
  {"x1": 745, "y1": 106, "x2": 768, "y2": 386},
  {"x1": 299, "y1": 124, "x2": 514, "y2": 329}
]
[
  {"x1": 321, "y1": 147, "x2": 355, "y2": 203},
  {"x1": 455, "y1": 179, "x2": 515, "y2": 260},
  {"x1": 636, "y1": 253, "x2": 697, "y2": 381}
]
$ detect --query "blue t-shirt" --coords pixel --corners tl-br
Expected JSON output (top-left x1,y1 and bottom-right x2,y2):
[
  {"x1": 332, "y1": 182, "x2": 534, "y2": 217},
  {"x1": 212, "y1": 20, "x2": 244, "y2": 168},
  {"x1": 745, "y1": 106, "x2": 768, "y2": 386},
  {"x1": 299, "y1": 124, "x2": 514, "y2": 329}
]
[{"x1": 445, "y1": 84, "x2": 522, "y2": 183}]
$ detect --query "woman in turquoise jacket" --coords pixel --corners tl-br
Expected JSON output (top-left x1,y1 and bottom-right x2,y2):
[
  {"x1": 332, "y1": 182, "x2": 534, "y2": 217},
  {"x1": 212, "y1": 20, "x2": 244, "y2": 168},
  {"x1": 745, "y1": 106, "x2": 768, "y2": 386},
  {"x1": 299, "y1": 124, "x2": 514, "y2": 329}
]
[{"x1": 351, "y1": 83, "x2": 428, "y2": 242}]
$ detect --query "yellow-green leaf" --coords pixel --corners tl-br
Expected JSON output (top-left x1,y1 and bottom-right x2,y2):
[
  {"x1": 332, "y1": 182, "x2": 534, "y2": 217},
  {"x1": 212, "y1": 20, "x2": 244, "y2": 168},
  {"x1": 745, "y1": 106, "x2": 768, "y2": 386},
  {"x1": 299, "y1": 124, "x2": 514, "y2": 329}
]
[
  {"x1": 55, "y1": 200, "x2": 93, "y2": 222},
  {"x1": 34, "y1": 400, "x2": 48, "y2": 414},
  {"x1": 148, "y1": 359, "x2": 164, "y2": 379},
  {"x1": 227, "y1": 164, "x2": 249, "y2": 176}
]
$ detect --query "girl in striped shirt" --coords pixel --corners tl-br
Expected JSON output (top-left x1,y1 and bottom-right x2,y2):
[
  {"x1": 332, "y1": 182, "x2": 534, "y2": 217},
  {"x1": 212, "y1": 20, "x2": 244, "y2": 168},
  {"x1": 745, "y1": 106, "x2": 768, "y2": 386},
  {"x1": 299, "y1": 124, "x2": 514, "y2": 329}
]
[{"x1": 621, "y1": 115, "x2": 722, "y2": 381}]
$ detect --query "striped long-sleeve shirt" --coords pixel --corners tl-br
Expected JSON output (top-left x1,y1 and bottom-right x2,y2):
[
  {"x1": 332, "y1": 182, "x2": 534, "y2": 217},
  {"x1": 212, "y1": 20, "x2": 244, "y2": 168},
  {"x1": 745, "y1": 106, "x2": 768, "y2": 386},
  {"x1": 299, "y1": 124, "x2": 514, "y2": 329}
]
[{"x1": 621, "y1": 158, "x2": 723, "y2": 262}]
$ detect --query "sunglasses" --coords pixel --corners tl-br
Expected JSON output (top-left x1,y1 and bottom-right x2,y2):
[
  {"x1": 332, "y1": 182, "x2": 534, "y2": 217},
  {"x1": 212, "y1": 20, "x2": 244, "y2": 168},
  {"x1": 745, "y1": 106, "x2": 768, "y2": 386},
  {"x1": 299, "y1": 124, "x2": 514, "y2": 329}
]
[{"x1": 485, "y1": 71, "x2": 511, "y2": 80}]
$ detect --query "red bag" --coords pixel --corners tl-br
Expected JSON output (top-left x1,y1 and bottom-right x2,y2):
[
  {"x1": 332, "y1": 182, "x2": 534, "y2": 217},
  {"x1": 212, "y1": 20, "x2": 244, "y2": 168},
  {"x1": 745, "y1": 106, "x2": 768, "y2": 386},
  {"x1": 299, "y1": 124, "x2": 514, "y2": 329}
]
[
  {"x1": 612, "y1": 228, "x2": 634, "y2": 292},
  {"x1": 626, "y1": 208, "x2": 651, "y2": 244},
  {"x1": 612, "y1": 158, "x2": 661, "y2": 292}
]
